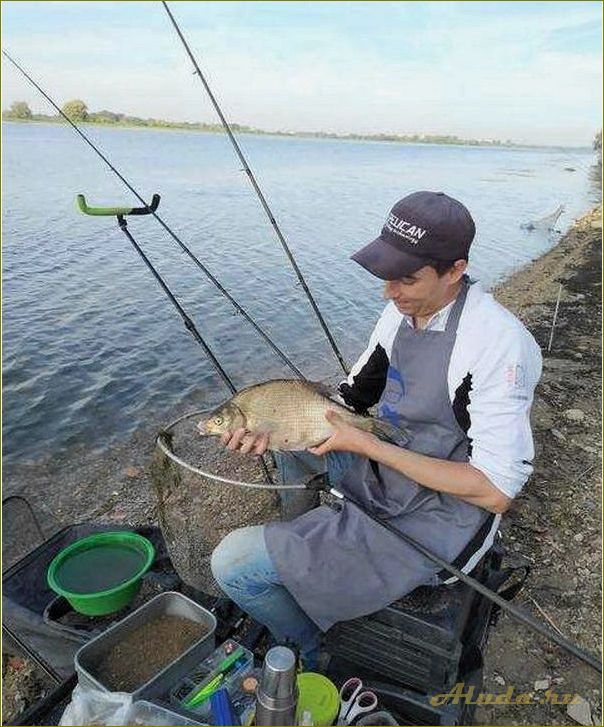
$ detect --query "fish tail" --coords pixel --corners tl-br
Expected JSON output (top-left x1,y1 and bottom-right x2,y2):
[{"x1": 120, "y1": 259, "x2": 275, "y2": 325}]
[{"x1": 371, "y1": 419, "x2": 409, "y2": 446}]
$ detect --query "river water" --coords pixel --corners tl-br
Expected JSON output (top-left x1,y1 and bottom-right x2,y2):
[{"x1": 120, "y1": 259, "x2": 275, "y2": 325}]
[{"x1": 2, "y1": 122, "x2": 598, "y2": 464}]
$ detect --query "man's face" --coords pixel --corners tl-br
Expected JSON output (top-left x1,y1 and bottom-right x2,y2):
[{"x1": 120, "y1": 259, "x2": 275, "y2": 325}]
[{"x1": 383, "y1": 261, "x2": 467, "y2": 318}]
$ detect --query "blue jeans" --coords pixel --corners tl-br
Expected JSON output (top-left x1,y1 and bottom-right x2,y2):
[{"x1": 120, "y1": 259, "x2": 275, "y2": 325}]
[
  {"x1": 275, "y1": 450, "x2": 357, "y2": 520},
  {"x1": 210, "y1": 451, "x2": 356, "y2": 667}
]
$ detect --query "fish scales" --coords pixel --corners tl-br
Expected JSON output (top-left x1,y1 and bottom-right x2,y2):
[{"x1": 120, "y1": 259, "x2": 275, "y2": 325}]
[{"x1": 235, "y1": 381, "x2": 357, "y2": 449}]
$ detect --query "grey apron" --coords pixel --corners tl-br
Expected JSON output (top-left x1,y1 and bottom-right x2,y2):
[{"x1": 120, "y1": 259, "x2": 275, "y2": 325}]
[{"x1": 265, "y1": 279, "x2": 495, "y2": 631}]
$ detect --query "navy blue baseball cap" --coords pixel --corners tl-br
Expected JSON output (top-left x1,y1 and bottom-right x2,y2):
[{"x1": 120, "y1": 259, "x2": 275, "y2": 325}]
[{"x1": 352, "y1": 191, "x2": 476, "y2": 280}]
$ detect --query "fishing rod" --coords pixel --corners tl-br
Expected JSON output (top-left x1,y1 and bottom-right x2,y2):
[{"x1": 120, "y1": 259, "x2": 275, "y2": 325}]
[
  {"x1": 1, "y1": 50, "x2": 305, "y2": 382},
  {"x1": 326, "y1": 482, "x2": 603, "y2": 674},
  {"x1": 155, "y1": 414, "x2": 602, "y2": 673},
  {"x1": 151, "y1": 11, "x2": 601, "y2": 670},
  {"x1": 76, "y1": 193, "x2": 275, "y2": 486},
  {"x1": 161, "y1": 1, "x2": 350, "y2": 377}
]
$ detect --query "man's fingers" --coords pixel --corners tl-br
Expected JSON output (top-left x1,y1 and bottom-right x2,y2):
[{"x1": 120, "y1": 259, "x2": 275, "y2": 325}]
[
  {"x1": 226, "y1": 427, "x2": 248, "y2": 451},
  {"x1": 239, "y1": 435, "x2": 257, "y2": 455},
  {"x1": 223, "y1": 428, "x2": 269, "y2": 455},
  {"x1": 252, "y1": 432, "x2": 270, "y2": 456},
  {"x1": 308, "y1": 438, "x2": 330, "y2": 456},
  {"x1": 245, "y1": 432, "x2": 269, "y2": 456}
]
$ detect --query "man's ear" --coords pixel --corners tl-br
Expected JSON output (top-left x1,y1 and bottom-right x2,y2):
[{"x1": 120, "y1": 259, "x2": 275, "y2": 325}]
[{"x1": 449, "y1": 259, "x2": 468, "y2": 284}]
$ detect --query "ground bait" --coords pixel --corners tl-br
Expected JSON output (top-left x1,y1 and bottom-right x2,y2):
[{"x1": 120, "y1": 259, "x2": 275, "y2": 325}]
[{"x1": 94, "y1": 614, "x2": 208, "y2": 692}]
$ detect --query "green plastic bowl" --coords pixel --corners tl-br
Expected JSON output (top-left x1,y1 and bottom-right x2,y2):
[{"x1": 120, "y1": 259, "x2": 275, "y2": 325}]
[
  {"x1": 296, "y1": 672, "x2": 340, "y2": 726},
  {"x1": 47, "y1": 531, "x2": 155, "y2": 616}
]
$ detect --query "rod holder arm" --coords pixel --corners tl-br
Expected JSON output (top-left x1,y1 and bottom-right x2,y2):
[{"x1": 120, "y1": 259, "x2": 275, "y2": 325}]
[{"x1": 76, "y1": 193, "x2": 160, "y2": 216}]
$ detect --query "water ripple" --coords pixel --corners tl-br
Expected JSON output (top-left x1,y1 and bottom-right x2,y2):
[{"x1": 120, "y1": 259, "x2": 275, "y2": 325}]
[{"x1": 2, "y1": 122, "x2": 598, "y2": 464}]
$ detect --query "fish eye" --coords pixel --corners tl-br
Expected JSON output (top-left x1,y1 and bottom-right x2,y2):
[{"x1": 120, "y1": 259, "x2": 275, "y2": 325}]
[{"x1": 214, "y1": 415, "x2": 223, "y2": 425}]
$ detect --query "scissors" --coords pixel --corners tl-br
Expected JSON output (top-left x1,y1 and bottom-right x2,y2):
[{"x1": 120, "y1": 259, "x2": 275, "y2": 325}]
[{"x1": 338, "y1": 678, "x2": 378, "y2": 725}]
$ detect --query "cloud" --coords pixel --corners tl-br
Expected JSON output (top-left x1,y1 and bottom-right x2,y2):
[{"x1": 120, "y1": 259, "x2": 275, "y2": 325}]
[
  {"x1": 2, "y1": 1, "x2": 602, "y2": 145},
  {"x1": 546, "y1": 19, "x2": 603, "y2": 54}
]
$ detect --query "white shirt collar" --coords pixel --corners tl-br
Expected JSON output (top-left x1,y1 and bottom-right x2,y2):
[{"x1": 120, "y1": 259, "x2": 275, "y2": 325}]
[{"x1": 400, "y1": 297, "x2": 457, "y2": 332}]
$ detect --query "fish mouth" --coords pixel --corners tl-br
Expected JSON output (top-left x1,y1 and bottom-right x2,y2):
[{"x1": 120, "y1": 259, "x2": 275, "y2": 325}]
[{"x1": 196, "y1": 419, "x2": 209, "y2": 435}]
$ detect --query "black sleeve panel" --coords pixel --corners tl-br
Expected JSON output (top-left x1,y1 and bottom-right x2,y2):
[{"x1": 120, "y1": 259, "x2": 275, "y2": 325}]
[
  {"x1": 339, "y1": 343, "x2": 390, "y2": 414},
  {"x1": 452, "y1": 371, "x2": 473, "y2": 456}
]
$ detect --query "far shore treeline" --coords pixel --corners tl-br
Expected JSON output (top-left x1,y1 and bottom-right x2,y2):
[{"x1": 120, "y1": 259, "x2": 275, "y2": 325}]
[{"x1": 4, "y1": 99, "x2": 598, "y2": 150}]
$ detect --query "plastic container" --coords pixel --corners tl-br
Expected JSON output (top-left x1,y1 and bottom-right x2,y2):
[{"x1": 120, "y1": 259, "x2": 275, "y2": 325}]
[
  {"x1": 296, "y1": 673, "x2": 340, "y2": 726},
  {"x1": 75, "y1": 591, "x2": 216, "y2": 699},
  {"x1": 169, "y1": 639, "x2": 254, "y2": 722},
  {"x1": 47, "y1": 531, "x2": 155, "y2": 615},
  {"x1": 125, "y1": 699, "x2": 204, "y2": 725},
  {"x1": 3, "y1": 522, "x2": 169, "y2": 682}
]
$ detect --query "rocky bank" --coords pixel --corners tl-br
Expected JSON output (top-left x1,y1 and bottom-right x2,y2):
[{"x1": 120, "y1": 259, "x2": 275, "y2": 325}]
[{"x1": 476, "y1": 205, "x2": 602, "y2": 726}]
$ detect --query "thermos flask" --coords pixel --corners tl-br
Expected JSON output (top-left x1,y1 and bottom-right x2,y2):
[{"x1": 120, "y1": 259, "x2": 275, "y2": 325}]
[{"x1": 255, "y1": 646, "x2": 298, "y2": 726}]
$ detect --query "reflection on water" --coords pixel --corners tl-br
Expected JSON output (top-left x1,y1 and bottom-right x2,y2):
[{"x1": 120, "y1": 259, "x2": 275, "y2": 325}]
[{"x1": 2, "y1": 122, "x2": 598, "y2": 464}]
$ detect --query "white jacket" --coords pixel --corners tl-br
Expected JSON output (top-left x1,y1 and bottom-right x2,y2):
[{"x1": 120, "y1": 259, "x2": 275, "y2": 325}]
[{"x1": 339, "y1": 281, "x2": 543, "y2": 499}]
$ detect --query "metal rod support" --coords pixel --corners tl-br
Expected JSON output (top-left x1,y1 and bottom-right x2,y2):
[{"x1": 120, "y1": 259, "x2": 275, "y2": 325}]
[
  {"x1": 547, "y1": 283, "x2": 563, "y2": 352},
  {"x1": 117, "y1": 217, "x2": 275, "y2": 485},
  {"x1": 117, "y1": 216, "x2": 236, "y2": 394}
]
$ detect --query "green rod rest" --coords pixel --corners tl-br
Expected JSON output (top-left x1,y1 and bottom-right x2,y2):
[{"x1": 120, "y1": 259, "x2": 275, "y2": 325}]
[{"x1": 76, "y1": 193, "x2": 160, "y2": 216}]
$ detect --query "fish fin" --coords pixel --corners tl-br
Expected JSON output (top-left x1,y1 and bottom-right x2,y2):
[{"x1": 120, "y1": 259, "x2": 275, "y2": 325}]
[
  {"x1": 371, "y1": 418, "x2": 410, "y2": 446},
  {"x1": 307, "y1": 380, "x2": 339, "y2": 400},
  {"x1": 306, "y1": 380, "x2": 359, "y2": 413}
]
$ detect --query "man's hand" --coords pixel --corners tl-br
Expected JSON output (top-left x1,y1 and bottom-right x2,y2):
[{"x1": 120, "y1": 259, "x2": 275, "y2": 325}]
[
  {"x1": 220, "y1": 428, "x2": 270, "y2": 456},
  {"x1": 308, "y1": 409, "x2": 379, "y2": 457}
]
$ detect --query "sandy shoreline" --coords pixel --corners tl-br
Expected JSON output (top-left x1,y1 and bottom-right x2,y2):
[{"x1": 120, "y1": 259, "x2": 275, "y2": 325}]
[{"x1": 2, "y1": 205, "x2": 602, "y2": 724}]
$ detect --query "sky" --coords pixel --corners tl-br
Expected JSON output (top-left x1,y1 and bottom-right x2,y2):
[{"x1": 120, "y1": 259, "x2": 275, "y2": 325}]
[{"x1": 1, "y1": 1, "x2": 602, "y2": 146}]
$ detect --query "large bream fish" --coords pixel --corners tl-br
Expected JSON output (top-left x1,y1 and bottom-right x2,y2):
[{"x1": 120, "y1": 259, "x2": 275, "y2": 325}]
[{"x1": 198, "y1": 379, "x2": 407, "y2": 451}]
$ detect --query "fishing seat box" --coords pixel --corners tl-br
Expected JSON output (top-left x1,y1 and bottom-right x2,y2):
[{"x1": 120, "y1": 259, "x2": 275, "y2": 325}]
[{"x1": 324, "y1": 546, "x2": 504, "y2": 696}]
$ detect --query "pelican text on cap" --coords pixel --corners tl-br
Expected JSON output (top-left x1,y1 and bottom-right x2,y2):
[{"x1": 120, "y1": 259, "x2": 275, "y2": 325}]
[{"x1": 385, "y1": 212, "x2": 428, "y2": 245}]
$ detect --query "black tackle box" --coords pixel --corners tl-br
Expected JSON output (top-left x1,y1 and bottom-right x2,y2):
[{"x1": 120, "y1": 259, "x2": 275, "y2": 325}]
[{"x1": 324, "y1": 547, "x2": 507, "y2": 695}]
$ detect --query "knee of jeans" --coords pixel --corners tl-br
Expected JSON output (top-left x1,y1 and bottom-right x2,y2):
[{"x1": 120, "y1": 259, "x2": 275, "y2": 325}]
[
  {"x1": 211, "y1": 530, "x2": 242, "y2": 584},
  {"x1": 210, "y1": 526, "x2": 262, "y2": 585}
]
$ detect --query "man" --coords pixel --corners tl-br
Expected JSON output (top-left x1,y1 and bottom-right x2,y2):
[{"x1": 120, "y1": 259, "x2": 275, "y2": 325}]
[{"x1": 211, "y1": 191, "x2": 542, "y2": 669}]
